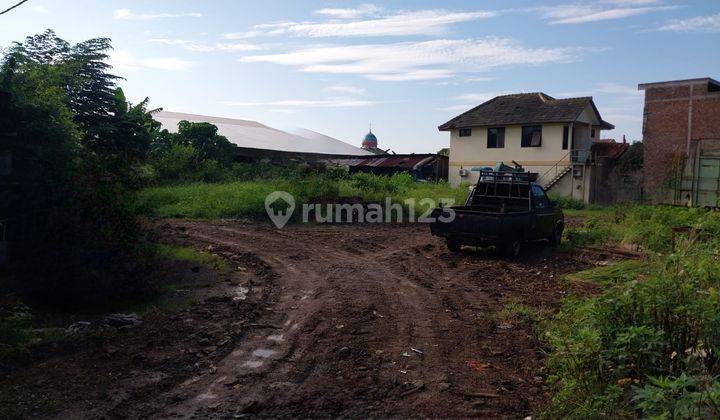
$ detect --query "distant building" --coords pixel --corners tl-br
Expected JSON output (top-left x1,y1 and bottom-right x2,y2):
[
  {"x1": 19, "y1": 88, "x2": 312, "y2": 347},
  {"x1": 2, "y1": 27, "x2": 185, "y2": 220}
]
[
  {"x1": 154, "y1": 111, "x2": 373, "y2": 156},
  {"x1": 360, "y1": 129, "x2": 387, "y2": 155},
  {"x1": 439, "y1": 92, "x2": 615, "y2": 203},
  {"x1": 638, "y1": 78, "x2": 720, "y2": 205},
  {"x1": 155, "y1": 111, "x2": 446, "y2": 180}
]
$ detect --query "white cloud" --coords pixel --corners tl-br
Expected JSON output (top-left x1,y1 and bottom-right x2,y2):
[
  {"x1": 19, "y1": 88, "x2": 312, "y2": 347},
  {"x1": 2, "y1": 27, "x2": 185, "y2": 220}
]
[
  {"x1": 109, "y1": 51, "x2": 194, "y2": 72},
  {"x1": 323, "y1": 85, "x2": 366, "y2": 96},
  {"x1": 149, "y1": 38, "x2": 261, "y2": 52},
  {"x1": 235, "y1": 9, "x2": 496, "y2": 38},
  {"x1": 223, "y1": 22, "x2": 300, "y2": 39},
  {"x1": 453, "y1": 92, "x2": 504, "y2": 103},
  {"x1": 221, "y1": 98, "x2": 379, "y2": 108},
  {"x1": 593, "y1": 82, "x2": 643, "y2": 96},
  {"x1": 657, "y1": 13, "x2": 720, "y2": 33},
  {"x1": 539, "y1": 4, "x2": 676, "y2": 24},
  {"x1": 31, "y1": 5, "x2": 47, "y2": 12},
  {"x1": 240, "y1": 38, "x2": 578, "y2": 82},
  {"x1": 465, "y1": 76, "x2": 494, "y2": 82},
  {"x1": 437, "y1": 91, "x2": 506, "y2": 111},
  {"x1": 113, "y1": 9, "x2": 202, "y2": 20},
  {"x1": 601, "y1": 0, "x2": 661, "y2": 5},
  {"x1": 314, "y1": 4, "x2": 381, "y2": 19},
  {"x1": 366, "y1": 69, "x2": 454, "y2": 81}
]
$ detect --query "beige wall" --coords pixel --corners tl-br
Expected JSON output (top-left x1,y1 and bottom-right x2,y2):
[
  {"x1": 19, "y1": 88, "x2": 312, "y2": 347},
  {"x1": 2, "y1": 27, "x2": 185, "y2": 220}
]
[
  {"x1": 551, "y1": 165, "x2": 595, "y2": 202},
  {"x1": 444, "y1": 102, "x2": 607, "y2": 203},
  {"x1": 448, "y1": 123, "x2": 571, "y2": 186}
]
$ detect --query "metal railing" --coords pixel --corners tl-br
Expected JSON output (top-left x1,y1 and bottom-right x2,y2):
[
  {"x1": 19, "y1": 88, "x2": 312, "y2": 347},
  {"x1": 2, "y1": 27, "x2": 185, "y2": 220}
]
[
  {"x1": 539, "y1": 151, "x2": 571, "y2": 187},
  {"x1": 538, "y1": 149, "x2": 593, "y2": 188},
  {"x1": 571, "y1": 148, "x2": 591, "y2": 164}
]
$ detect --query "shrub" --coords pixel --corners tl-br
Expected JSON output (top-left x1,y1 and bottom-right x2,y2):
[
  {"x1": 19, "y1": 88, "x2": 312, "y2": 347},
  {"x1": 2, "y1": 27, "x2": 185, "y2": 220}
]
[
  {"x1": 632, "y1": 374, "x2": 720, "y2": 418},
  {"x1": 0, "y1": 303, "x2": 33, "y2": 358},
  {"x1": 551, "y1": 195, "x2": 587, "y2": 210},
  {"x1": 544, "y1": 242, "x2": 720, "y2": 418},
  {"x1": 151, "y1": 143, "x2": 197, "y2": 182}
]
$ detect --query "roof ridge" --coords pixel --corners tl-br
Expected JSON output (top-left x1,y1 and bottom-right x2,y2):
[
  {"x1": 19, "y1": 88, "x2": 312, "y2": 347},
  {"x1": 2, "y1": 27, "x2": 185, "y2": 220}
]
[{"x1": 555, "y1": 95, "x2": 593, "y2": 101}]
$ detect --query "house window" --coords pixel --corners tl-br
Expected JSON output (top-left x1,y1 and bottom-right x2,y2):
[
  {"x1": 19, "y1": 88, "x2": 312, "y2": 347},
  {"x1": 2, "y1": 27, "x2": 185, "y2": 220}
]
[
  {"x1": 521, "y1": 125, "x2": 542, "y2": 147},
  {"x1": 562, "y1": 126, "x2": 569, "y2": 150},
  {"x1": 487, "y1": 127, "x2": 505, "y2": 148},
  {"x1": 459, "y1": 128, "x2": 472, "y2": 137}
]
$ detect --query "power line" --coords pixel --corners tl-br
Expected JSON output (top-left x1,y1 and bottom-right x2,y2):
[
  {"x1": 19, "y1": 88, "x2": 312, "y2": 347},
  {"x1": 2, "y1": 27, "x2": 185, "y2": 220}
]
[{"x1": 0, "y1": 0, "x2": 31, "y2": 16}]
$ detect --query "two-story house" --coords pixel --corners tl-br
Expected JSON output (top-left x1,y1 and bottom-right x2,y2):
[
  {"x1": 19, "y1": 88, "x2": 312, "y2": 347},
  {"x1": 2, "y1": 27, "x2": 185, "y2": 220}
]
[{"x1": 439, "y1": 92, "x2": 614, "y2": 203}]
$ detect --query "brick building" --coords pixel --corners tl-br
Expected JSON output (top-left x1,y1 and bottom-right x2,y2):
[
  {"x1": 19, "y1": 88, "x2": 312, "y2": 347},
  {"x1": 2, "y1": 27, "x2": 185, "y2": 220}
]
[{"x1": 639, "y1": 78, "x2": 720, "y2": 205}]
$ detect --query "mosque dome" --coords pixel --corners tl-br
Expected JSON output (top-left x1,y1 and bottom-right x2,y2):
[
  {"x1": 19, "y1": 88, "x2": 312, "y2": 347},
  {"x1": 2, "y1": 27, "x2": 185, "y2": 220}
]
[{"x1": 361, "y1": 130, "x2": 378, "y2": 149}]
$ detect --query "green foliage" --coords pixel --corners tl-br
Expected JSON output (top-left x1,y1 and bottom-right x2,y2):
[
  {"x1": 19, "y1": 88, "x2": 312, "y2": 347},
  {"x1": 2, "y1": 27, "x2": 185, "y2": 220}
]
[
  {"x1": 498, "y1": 299, "x2": 540, "y2": 327},
  {"x1": 347, "y1": 172, "x2": 415, "y2": 196},
  {"x1": 155, "y1": 243, "x2": 230, "y2": 273},
  {"x1": 544, "y1": 242, "x2": 720, "y2": 418},
  {"x1": 147, "y1": 120, "x2": 242, "y2": 183},
  {"x1": 135, "y1": 181, "x2": 289, "y2": 219},
  {"x1": 565, "y1": 260, "x2": 651, "y2": 286},
  {"x1": 616, "y1": 141, "x2": 643, "y2": 175},
  {"x1": 0, "y1": 303, "x2": 33, "y2": 358},
  {"x1": 1, "y1": 30, "x2": 157, "y2": 308},
  {"x1": 550, "y1": 195, "x2": 587, "y2": 210},
  {"x1": 135, "y1": 171, "x2": 469, "y2": 221},
  {"x1": 633, "y1": 374, "x2": 720, "y2": 419},
  {"x1": 176, "y1": 120, "x2": 234, "y2": 165},
  {"x1": 564, "y1": 205, "x2": 720, "y2": 253}
]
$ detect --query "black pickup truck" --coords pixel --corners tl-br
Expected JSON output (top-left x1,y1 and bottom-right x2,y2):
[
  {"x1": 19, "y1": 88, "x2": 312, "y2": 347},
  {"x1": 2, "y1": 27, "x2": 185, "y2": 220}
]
[{"x1": 429, "y1": 172, "x2": 564, "y2": 257}]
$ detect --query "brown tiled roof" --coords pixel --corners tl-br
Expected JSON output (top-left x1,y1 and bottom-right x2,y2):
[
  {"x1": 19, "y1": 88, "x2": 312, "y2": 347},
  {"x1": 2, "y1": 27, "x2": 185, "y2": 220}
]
[{"x1": 438, "y1": 92, "x2": 613, "y2": 130}]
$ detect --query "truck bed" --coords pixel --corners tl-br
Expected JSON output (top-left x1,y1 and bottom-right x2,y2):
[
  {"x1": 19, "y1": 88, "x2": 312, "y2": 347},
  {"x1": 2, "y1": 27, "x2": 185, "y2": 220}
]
[{"x1": 430, "y1": 206, "x2": 533, "y2": 243}]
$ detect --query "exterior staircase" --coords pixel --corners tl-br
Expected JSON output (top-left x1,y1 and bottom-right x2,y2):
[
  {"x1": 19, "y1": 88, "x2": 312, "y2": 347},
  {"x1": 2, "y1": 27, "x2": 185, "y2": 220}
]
[{"x1": 542, "y1": 165, "x2": 572, "y2": 190}]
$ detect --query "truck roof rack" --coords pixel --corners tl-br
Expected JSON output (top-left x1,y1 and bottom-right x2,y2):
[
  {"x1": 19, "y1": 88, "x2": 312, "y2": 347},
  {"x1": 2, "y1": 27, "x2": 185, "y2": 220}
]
[
  {"x1": 478, "y1": 171, "x2": 538, "y2": 183},
  {"x1": 469, "y1": 171, "x2": 538, "y2": 208}
]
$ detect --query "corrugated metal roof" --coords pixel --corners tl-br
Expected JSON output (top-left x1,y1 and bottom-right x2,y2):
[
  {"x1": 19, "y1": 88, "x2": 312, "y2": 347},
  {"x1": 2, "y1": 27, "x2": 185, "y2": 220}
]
[
  {"x1": 354, "y1": 155, "x2": 436, "y2": 168},
  {"x1": 154, "y1": 111, "x2": 373, "y2": 155},
  {"x1": 327, "y1": 155, "x2": 438, "y2": 168}
]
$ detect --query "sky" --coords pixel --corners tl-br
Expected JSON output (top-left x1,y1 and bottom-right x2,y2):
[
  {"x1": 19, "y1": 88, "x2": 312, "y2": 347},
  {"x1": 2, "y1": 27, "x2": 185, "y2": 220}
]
[{"x1": 1, "y1": 0, "x2": 718, "y2": 153}]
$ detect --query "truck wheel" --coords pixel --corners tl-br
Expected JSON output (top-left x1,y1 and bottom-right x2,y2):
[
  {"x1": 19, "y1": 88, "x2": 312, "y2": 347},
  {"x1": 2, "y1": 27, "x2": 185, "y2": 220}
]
[
  {"x1": 446, "y1": 238, "x2": 461, "y2": 253},
  {"x1": 503, "y1": 239, "x2": 521, "y2": 258},
  {"x1": 549, "y1": 225, "x2": 563, "y2": 247}
]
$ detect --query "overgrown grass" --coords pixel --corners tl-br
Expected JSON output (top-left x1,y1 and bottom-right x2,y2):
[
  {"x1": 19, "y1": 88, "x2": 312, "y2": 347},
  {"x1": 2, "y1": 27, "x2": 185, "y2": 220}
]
[
  {"x1": 544, "y1": 226, "x2": 720, "y2": 418},
  {"x1": 497, "y1": 299, "x2": 541, "y2": 327},
  {"x1": 564, "y1": 259, "x2": 652, "y2": 287},
  {"x1": 564, "y1": 205, "x2": 720, "y2": 253},
  {"x1": 155, "y1": 243, "x2": 231, "y2": 272},
  {"x1": 135, "y1": 172, "x2": 469, "y2": 221}
]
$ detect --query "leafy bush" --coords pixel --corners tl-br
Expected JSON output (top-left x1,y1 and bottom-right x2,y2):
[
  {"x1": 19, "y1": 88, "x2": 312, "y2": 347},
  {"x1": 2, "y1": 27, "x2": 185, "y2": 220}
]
[
  {"x1": 152, "y1": 143, "x2": 198, "y2": 181},
  {"x1": 633, "y1": 374, "x2": 720, "y2": 419},
  {"x1": 544, "y1": 242, "x2": 720, "y2": 418},
  {"x1": 551, "y1": 195, "x2": 587, "y2": 210},
  {"x1": 0, "y1": 304, "x2": 33, "y2": 358}
]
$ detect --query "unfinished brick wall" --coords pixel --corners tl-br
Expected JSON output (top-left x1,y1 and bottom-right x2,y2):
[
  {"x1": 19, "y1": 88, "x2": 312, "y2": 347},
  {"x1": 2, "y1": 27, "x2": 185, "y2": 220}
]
[{"x1": 641, "y1": 80, "x2": 720, "y2": 203}]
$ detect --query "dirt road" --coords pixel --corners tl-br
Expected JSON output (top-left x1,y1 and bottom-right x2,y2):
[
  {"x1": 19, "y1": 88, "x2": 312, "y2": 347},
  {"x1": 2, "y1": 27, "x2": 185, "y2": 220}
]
[{"x1": 1, "y1": 221, "x2": 606, "y2": 418}]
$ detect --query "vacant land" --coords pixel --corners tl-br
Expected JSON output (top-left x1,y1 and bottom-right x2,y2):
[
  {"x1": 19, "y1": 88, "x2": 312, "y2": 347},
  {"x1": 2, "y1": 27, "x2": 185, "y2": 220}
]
[{"x1": 0, "y1": 222, "x2": 614, "y2": 418}]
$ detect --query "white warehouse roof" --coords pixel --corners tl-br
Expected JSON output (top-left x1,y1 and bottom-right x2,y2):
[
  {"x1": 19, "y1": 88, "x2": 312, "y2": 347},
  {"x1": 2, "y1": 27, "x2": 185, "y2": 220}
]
[{"x1": 154, "y1": 111, "x2": 372, "y2": 156}]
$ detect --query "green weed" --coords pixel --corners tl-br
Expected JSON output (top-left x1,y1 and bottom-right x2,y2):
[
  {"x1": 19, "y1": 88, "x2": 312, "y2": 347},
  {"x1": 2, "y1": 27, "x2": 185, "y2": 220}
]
[{"x1": 155, "y1": 243, "x2": 231, "y2": 273}]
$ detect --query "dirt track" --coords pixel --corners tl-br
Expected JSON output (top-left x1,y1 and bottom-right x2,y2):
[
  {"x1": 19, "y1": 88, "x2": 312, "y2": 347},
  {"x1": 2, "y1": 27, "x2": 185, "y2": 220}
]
[{"x1": 1, "y1": 221, "x2": 608, "y2": 418}]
